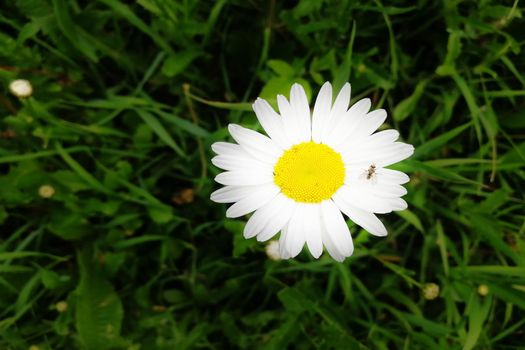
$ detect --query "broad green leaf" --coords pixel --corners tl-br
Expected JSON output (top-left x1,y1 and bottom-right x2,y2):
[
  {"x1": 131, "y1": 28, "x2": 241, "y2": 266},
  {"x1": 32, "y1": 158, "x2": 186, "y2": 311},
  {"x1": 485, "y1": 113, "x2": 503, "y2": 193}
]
[
  {"x1": 463, "y1": 296, "x2": 492, "y2": 350},
  {"x1": 75, "y1": 246, "x2": 125, "y2": 350}
]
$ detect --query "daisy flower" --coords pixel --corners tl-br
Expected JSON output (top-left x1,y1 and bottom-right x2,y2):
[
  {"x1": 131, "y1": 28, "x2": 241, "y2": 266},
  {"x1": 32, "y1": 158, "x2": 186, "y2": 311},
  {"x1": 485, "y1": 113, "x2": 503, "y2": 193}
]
[{"x1": 211, "y1": 82, "x2": 414, "y2": 261}]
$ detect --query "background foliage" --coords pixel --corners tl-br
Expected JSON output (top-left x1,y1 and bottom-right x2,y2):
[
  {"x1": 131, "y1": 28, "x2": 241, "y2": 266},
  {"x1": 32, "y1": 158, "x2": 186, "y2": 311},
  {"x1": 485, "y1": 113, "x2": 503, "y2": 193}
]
[{"x1": 1, "y1": 0, "x2": 525, "y2": 349}]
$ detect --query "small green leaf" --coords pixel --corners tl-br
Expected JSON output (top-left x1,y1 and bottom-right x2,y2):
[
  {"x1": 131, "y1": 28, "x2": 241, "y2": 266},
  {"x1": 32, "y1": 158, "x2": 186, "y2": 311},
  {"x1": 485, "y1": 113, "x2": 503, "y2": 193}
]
[
  {"x1": 148, "y1": 205, "x2": 173, "y2": 224},
  {"x1": 395, "y1": 209, "x2": 423, "y2": 232},
  {"x1": 162, "y1": 50, "x2": 202, "y2": 77},
  {"x1": 436, "y1": 30, "x2": 462, "y2": 76},
  {"x1": 394, "y1": 79, "x2": 429, "y2": 121},
  {"x1": 41, "y1": 269, "x2": 63, "y2": 289},
  {"x1": 413, "y1": 122, "x2": 472, "y2": 159},
  {"x1": 156, "y1": 110, "x2": 210, "y2": 138},
  {"x1": 136, "y1": 109, "x2": 186, "y2": 157},
  {"x1": 47, "y1": 210, "x2": 90, "y2": 240},
  {"x1": 225, "y1": 220, "x2": 257, "y2": 257},
  {"x1": 278, "y1": 287, "x2": 310, "y2": 313},
  {"x1": 52, "y1": 0, "x2": 98, "y2": 61},
  {"x1": 267, "y1": 60, "x2": 295, "y2": 77}
]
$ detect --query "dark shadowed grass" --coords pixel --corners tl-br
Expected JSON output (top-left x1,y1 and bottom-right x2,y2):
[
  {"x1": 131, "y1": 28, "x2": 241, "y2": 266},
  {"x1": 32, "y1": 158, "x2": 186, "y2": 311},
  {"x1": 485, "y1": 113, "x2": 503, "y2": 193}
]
[{"x1": 0, "y1": 0, "x2": 524, "y2": 349}]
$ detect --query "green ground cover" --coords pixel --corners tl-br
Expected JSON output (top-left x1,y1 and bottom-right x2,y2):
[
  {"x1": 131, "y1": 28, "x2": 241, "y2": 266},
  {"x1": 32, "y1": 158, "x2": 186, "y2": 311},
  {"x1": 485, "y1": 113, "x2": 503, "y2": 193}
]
[{"x1": 1, "y1": 0, "x2": 524, "y2": 349}]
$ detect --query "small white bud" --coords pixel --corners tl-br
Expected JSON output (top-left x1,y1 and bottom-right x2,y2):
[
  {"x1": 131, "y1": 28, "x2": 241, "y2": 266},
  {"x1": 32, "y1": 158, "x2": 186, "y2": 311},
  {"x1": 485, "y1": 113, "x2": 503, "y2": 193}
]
[
  {"x1": 38, "y1": 185, "x2": 55, "y2": 198},
  {"x1": 422, "y1": 283, "x2": 440, "y2": 300},
  {"x1": 9, "y1": 79, "x2": 33, "y2": 98},
  {"x1": 265, "y1": 240, "x2": 281, "y2": 261},
  {"x1": 56, "y1": 301, "x2": 68, "y2": 313},
  {"x1": 478, "y1": 284, "x2": 489, "y2": 296}
]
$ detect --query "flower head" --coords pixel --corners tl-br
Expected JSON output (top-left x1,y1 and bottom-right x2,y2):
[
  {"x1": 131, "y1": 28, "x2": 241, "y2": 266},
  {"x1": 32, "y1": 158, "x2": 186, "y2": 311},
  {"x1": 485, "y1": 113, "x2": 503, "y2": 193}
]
[
  {"x1": 9, "y1": 79, "x2": 33, "y2": 98},
  {"x1": 211, "y1": 82, "x2": 414, "y2": 261}
]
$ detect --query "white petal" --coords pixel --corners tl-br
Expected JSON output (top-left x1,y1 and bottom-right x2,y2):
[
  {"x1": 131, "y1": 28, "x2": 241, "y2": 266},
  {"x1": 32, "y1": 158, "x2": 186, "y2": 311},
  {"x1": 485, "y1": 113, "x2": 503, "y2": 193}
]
[
  {"x1": 257, "y1": 195, "x2": 297, "y2": 242},
  {"x1": 354, "y1": 109, "x2": 387, "y2": 138},
  {"x1": 324, "y1": 98, "x2": 371, "y2": 147},
  {"x1": 332, "y1": 196, "x2": 387, "y2": 236},
  {"x1": 289, "y1": 83, "x2": 311, "y2": 142},
  {"x1": 345, "y1": 172, "x2": 408, "y2": 198},
  {"x1": 388, "y1": 198, "x2": 408, "y2": 211},
  {"x1": 372, "y1": 143, "x2": 415, "y2": 167},
  {"x1": 244, "y1": 193, "x2": 289, "y2": 239},
  {"x1": 210, "y1": 186, "x2": 255, "y2": 203},
  {"x1": 311, "y1": 82, "x2": 333, "y2": 143},
  {"x1": 332, "y1": 83, "x2": 351, "y2": 116},
  {"x1": 277, "y1": 95, "x2": 302, "y2": 145},
  {"x1": 278, "y1": 225, "x2": 292, "y2": 259},
  {"x1": 325, "y1": 83, "x2": 351, "y2": 132},
  {"x1": 211, "y1": 142, "x2": 261, "y2": 164},
  {"x1": 343, "y1": 165, "x2": 410, "y2": 188},
  {"x1": 211, "y1": 155, "x2": 272, "y2": 172},
  {"x1": 215, "y1": 169, "x2": 273, "y2": 186},
  {"x1": 211, "y1": 141, "x2": 242, "y2": 156},
  {"x1": 228, "y1": 124, "x2": 282, "y2": 164},
  {"x1": 348, "y1": 98, "x2": 372, "y2": 118},
  {"x1": 303, "y1": 204, "x2": 323, "y2": 258},
  {"x1": 320, "y1": 222, "x2": 346, "y2": 262},
  {"x1": 333, "y1": 185, "x2": 393, "y2": 214},
  {"x1": 320, "y1": 200, "x2": 354, "y2": 257},
  {"x1": 379, "y1": 168, "x2": 410, "y2": 184},
  {"x1": 285, "y1": 204, "x2": 307, "y2": 258},
  {"x1": 252, "y1": 98, "x2": 291, "y2": 149},
  {"x1": 340, "y1": 129, "x2": 400, "y2": 157},
  {"x1": 370, "y1": 129, "x2": 400, "y2": 144},
  {"x1": 343, "y1": 142, "x2": 414, "y2": 167},
  {"x1": 226, "y1": 184, "x2": 280, "y2": 218},
  {"x1": 373, "y1": 184, "x2": 407, "y2": 198},
  {"x1": 376, "y1": 144, "x2": 414, "y2": 167}
]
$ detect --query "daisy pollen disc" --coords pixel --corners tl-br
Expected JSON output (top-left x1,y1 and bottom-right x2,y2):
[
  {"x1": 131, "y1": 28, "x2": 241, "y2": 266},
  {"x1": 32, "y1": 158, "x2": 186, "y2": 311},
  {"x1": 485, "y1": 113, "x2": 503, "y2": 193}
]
[
  {"x1": 211, "y1": 81, "x2": 414, "y2": 262},
  {"x1": 274, "y1": 141, "x2": 345, "y2": 203}
]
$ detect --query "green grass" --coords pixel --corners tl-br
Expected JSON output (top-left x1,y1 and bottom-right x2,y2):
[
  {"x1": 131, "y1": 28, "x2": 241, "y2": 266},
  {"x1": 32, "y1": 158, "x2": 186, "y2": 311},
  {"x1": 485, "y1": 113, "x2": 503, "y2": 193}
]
[{"x1": 1, "y1": 0, "x2": 524, "y2": 349}]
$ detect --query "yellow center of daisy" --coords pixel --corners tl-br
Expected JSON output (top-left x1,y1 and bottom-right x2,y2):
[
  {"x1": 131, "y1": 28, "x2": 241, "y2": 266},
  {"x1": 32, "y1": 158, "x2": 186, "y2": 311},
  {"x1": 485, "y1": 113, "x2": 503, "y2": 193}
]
[{"x1": 274, "y1": 142, "x2": 345, "y2": 203}]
